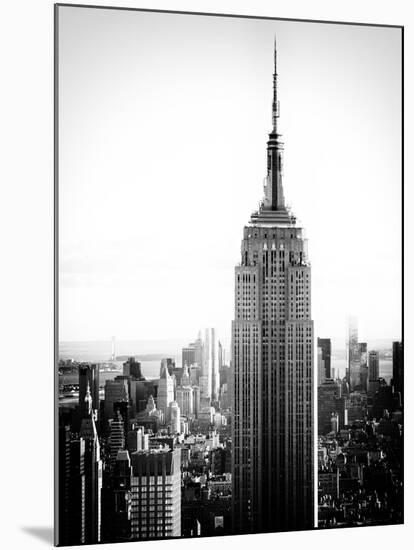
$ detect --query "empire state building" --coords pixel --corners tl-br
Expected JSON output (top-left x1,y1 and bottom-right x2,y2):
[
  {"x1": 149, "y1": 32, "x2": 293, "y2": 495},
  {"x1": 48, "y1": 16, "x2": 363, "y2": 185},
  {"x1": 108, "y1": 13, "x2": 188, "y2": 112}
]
[{"x1": 231, "y1": 42, "x2": 314, "y2": 533}]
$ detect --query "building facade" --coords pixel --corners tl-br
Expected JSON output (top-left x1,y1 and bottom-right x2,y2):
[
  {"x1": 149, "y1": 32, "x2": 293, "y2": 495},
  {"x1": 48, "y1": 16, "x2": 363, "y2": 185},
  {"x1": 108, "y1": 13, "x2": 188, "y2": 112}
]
[
  {"x1": 232, "y1": 43, "x2": 314, "y2": 534},
  {"x1": 108, "y1": 409, "x2": 126, "y2": 470},
  {"x1": 206, "y1": 328, "x2": 220, "y2": 403},
  {"x1": 199, "y1": 328, "x2": 219, "y2": 402},
  {"x1": 79, "y1": 386, "x2": 103, "y2": 543},
  {"x1": 130, "y1": 449, "x2": 181, "y2": 539},
  {"x1": 317, "y1": 347, "x2": 325, "y2": 386},
  {"x1": 102, "y1": 449, "x2": 133, "y2": 542},
  {"x1": 79, "y1": 363, "x2": 100, "y2": 413},
  {"x1": 182, "y1": 343, "x2": 196, "y2": 368},
  {"x1": 368, "y1": 350, "x2": 380, "y2": 395},
  {"x1": 193, "y1": 385, "x2": 200, "y2": 418},
  {"x1": 169, "y1": 401, "x2": 181, "y2": 434},
  {"x1": 104, "y1": 379, "x2": 129, "y2": 426},
  {"x1": 359, "y1": 342, "x2": 368, "y2": 392},
  {"x1": 158, "y1": 364, "x2": 174, "y2": 423},
  {"x1": 317, "y1": 338, "x2": 331, "y2": 380},
  {"x1": 318, "y1": 379, "x2": 345, "y2": 435},
  {"x1": 176, "y1": 385, "x2": 194, "y2": 416}
]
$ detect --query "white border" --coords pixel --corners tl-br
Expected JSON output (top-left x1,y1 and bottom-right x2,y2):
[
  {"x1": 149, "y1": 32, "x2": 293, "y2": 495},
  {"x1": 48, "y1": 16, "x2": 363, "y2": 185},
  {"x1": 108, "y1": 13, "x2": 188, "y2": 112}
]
[{"x1": 0, "y1": 1, "x2": 411, "y2": 549}]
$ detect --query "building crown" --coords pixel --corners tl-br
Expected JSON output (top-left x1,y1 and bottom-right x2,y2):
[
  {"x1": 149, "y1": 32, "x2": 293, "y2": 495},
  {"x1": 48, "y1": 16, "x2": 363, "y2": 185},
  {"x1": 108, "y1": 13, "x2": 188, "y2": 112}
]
[{"x1": 250, "y1": 39, "x2": 296, "y2": 228}]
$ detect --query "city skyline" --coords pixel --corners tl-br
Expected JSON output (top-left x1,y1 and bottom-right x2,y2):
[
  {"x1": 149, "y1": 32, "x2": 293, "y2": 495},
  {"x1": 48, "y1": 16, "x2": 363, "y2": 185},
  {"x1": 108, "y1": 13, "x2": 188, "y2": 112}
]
[{"x1": 58, "y1": 7, "x2": 402, "y2": 345}]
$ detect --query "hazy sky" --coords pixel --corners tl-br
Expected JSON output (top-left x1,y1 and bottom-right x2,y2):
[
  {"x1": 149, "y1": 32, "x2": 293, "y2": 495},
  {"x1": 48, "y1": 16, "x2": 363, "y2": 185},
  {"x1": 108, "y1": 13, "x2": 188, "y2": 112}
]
[{"x1": 58, "y1": 6, "x2": 402, "y2": 350}]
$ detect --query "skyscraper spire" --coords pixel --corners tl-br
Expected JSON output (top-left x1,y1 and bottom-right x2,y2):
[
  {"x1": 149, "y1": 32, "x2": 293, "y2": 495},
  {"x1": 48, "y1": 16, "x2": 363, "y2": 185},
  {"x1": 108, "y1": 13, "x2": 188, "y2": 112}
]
[
  {"x1": 272, "y1": 36, "x2": 279, "y2": 133},
  {"x1": 252, "y1": 39, "x2": 293, "y2": 223}
]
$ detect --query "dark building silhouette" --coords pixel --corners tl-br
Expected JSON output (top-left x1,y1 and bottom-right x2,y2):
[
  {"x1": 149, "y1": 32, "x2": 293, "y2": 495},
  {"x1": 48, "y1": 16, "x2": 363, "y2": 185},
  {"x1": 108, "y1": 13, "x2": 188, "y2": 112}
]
[
  {"x1": 102, "y1": 450, "x2": 132, "y2": 542},
  {"x1": 79, "y1": 384, "x2": 103, "y2": 543},
  {"x1": 68, "y1": 438, "x2": 86, "y2": 544},
  {"x1": 392, "y1": 341, "x2": 403, "y2": 402},
  {"x1": 79, "y1": 363, "x2": 100, "y2": 412},
  {"x1": 232, "y1": 42, "x2": 314, "y2": 534},
  {"x1": 108, "y1": 409, "x2": 126, "y2": 470},
  {"x1": 368, "y1": 350, "x2": 380, "y2": 395},
  {"x1": 133, "y1": 380, "x2": 157, "y2": 413},
  {"x1": 317, "y1": 338, "x2": 332, "y2": 379},
  {"x1": 58, "y1": 424, "x2": 72, "y2": 545},
  {"x1": 123, "y1": 357, "x2": 144, "y2": 380},
  {"x1": 211, "y1": 446, "x2": 231, "y2": 475},
  {"x1": 113, "y1": 400, "x2": 131, "y2": 442},
  {"x1": 104, "y1": 377, "x2": 129, "y2": 427},
  {"x1": 58, "y1": 417, "x2": 87, "y2": 546},
  {"x1": 372, "y1": 384, "x2": 400, "y2": 419},
  {"x1": 318, "y1": 379, "x2": 346, "y2": 435},
  {"x1": 345, "y1": 391, "x2": 367, "y2": 423}
]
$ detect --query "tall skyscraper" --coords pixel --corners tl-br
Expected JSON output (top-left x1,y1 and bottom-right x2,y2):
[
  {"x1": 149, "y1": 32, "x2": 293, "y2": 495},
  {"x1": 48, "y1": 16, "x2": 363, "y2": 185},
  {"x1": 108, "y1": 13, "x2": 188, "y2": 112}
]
[
  {"x1": 79, "y1": 363, "x2": 100, "y2": 413},
  {"x1": 79, "y1": 384, "x2": 103, "y2": 543},
  {"x1": 102, "y1": 449, "x2": 132, "y2": 543},
  {"x1": 199, "y1": 374, "x2": 210, "y2": 400},
  {"x1": 182, "y1": 343, "x2": 196, "y2": 368},
  {"x1": 317, "y1": 338, "x2": 331, "y2": 380},
  {"x1": 347, "y1": 316, "x2": 360, "y2": 391},
  {"x1": 108, "y1": 409, "x2": 126, "y2": 470},
  {"x1": 69, "y1": 437, "x2": 86, "y2": 544},
  {"x1": 200, "y1": 328, "x2": 219, "y2": 402},
  {"x1": 359, "y1": 342, "x2": 368, "y2": 392},
  {"x1": 193, "y1": 385, "x2": 200, "y2": 418},
  {"x1": 232, "y1": 42, "x2": 314, "y2": 534},
  {"x1": 158, "y1": 363, "x2": 174, "y2": 423},
  {"x1": 368, "y1": 350, "x2": 380, "y2": 395},
  {"x1": 218, "y1": 340, "x2": 225, "y2": 369},
  {"x1": 194, "y1": 332, "x2": 204, "y2": 368},
  {"x1": 58, "y1": 424, "x2": 72, "y2": 545},
  {"x1": 210, "y1": 329, "x2": 220, "y2": 403},
  {"x1": 317, "y1": 347, "x2": 326, "y2": 386}
]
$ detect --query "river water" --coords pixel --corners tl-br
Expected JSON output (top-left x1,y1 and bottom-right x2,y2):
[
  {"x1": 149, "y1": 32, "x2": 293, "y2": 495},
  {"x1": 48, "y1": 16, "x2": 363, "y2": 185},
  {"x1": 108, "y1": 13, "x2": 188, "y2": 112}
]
[{"x1": 58, "y1": 342, "x2": 393, "y2": 385}]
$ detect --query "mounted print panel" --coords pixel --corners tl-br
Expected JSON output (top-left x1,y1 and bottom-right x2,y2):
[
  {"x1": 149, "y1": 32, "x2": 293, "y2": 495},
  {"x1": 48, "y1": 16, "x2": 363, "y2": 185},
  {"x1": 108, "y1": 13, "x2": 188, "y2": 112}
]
[{"x1": 55, "y1": 4, "x2": 403, "y2": 546}]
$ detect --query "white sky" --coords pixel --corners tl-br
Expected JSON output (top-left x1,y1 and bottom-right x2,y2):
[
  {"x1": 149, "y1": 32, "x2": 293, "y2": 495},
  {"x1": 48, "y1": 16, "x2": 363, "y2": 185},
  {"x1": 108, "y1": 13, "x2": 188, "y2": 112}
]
[{"x1": 58, "y1": 6, "x2": 402, "y2": 349}]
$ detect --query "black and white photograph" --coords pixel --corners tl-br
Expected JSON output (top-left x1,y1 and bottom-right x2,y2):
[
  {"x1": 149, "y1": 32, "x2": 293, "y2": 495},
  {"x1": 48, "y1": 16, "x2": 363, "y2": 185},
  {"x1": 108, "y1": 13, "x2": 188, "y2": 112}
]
[{"x1": 55, "y1": 4, "x2": 403, "y2": 546}]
